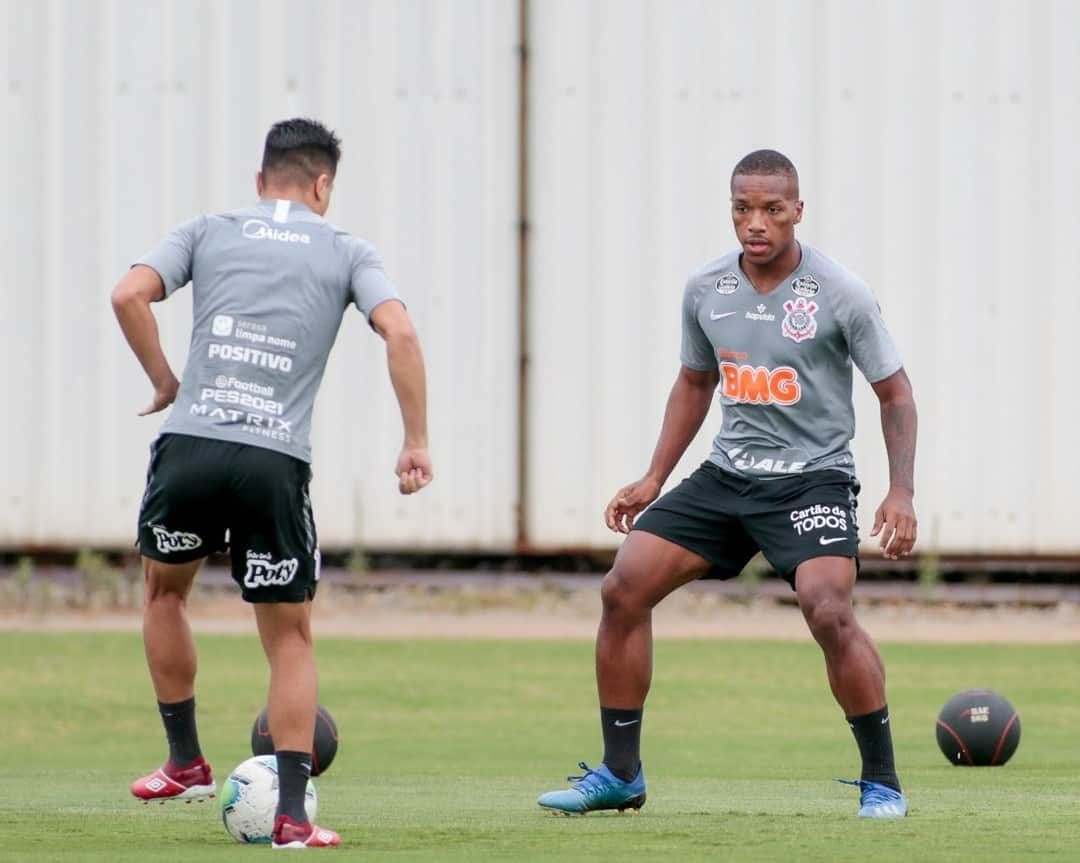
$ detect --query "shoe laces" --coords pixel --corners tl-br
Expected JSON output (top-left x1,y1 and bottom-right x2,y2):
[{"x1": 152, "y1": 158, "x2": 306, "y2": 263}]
[
  {"x1": 273, "y1": 814, "x2": 312, "y2": 843},
  {"x1": 836, "y1": 778, "x2": 901, "y2": 806},
  {"x1": 166, "y1": 758, "x2": 208, "y2": 785},
  {"x1": 566, "y1": 762, "x2": 607, "y2": 794}
]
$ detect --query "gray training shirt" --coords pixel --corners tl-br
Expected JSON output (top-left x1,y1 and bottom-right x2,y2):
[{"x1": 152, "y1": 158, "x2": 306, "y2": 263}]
[
  {"x1": 137, "y1": 198, "x2": 400, "y2": 463},
  {"x1": 681, "y1": 242, "x2": 903, "y2": 479}
]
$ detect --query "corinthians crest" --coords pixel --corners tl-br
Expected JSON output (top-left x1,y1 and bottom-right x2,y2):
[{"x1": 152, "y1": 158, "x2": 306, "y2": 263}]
[{"x1": 781, "y1": 297, "x2": 818, "y2": 343}]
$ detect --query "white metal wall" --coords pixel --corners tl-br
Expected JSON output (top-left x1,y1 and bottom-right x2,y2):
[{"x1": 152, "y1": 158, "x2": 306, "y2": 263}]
[
  {"x1": 3, "y1": 0, "x2": 1079, "y2": 556},
  {"x1": 526, "y1": 0, "x2": 1080, "y2": 554},
  {"x1": 0, "y1": 0, "x2": 520, "y2": 549}
]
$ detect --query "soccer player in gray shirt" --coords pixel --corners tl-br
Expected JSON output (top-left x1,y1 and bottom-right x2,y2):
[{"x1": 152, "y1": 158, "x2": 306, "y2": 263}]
[
  {"x1": 539, "y1": 150, "x2": 916, "y2": 819},
  {"x1": 114, "y1": 118, "x2": 432, "y2": 848}
]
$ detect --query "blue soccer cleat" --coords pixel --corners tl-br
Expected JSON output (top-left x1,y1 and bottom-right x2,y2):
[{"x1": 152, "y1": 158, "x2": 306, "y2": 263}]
[
  {"x1": 837, "y1": 778, "x2": 908, "y2": 818},
  {"x1": 537, "y1": 762, "x2": 647, "y2": 815}
]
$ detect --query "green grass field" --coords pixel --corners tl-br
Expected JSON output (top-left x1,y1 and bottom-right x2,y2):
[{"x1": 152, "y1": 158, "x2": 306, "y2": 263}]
[{"x1": 1, "y1": 630, "x2": 1077, "y2": 861}]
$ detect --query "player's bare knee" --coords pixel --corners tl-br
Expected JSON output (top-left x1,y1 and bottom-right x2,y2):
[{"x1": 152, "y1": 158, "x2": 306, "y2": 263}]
[
  {"x1": 800, "y1": 591, "x2": 855, "y2": 645},
  {"x1": 599, "y1": 570, "x2": 627, "y2": 614},
  {"x1": 600, "y1": 567, "x2": 651, "y2": 619},
  {"x1": 143, "y1": 578, "x2": 188, "y2": 606}
]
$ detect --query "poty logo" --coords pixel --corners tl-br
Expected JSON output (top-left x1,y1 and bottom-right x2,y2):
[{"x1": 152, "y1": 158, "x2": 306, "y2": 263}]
[
  {"x1": 243, "y1": 553, "x2": 299, "y2": 588},
  {"x1": 719, "y1": 363, "x2": 800, "y2": 405},
  {"x1": 242, "y1": 219, "x2": 311, "y2": 244},
  {"x1": 151, "y1": 526, "x2": 203, "y2": 554}
]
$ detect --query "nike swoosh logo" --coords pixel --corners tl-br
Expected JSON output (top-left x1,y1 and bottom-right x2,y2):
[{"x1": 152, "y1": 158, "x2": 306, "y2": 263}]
[
  {"x1": 613, "y1": 719, "x2": 640, "y2": 727},
  {"x1": 819, "y1": 536, "x2": 847, "y2": 545},
  {"x1": 710, "y1": 310, "x2": 737, "y2": 320}
]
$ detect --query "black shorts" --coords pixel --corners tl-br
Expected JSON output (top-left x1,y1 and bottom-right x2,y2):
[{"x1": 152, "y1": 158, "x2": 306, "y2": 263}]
[
  {"x1": 137, "y1": 433, "x2": 320, "y2": 603},
  {"x1": 633, "y1": 461, "x2": 860, "y2": 587}
]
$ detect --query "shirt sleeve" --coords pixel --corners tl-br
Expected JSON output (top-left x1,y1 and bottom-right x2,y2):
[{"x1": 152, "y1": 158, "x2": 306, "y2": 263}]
[
  {"x1": 680, "y1": 277, "x2": 718, "y2": 370},
  {"x1": 134, "y1": 216, "x2": 205, "y2": 297},
  {"x1": 837, "y1": 280, "x2": 904, "y2": 384},
  {"x1": 347, "y1": 238, "x2": 401, "y2": 319}
]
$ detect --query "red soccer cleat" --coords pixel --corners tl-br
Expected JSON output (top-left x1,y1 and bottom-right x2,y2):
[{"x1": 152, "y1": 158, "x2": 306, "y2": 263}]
[
  {"x1": 271, "y1": 814, "x2": 341, "y2": 849},
  {"x1": 131, "y1": 757, "x2": 216, "y2": 803}
]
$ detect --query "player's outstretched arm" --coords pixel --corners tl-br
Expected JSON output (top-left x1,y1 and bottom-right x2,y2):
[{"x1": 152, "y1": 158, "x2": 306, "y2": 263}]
[
  {"x1": 869, "y1": 368, "x2": 917, "y2": 560},
  {"x1": 605, "y1": 365, "x2": 719, "y2": 533},
  {"x1": 111, "y1": 264, "x2": 179, "y2": 415},
  {"x1": 371, "y1": 299, "x2": 432, "y2": 495}
]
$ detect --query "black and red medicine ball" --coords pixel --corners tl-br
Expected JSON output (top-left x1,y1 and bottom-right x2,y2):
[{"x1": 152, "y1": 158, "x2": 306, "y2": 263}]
[
  {"x1": 251, "y1": 704, "x2": 339, "y2": 776},
  {"x1": 935, "y1": 689, "x2": 1020, "y2": 766}
]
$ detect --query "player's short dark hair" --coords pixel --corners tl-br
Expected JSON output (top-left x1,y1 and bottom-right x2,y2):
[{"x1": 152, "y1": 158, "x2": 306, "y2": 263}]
[
  {"x1": 261, "y1": 117, "x2": 342, "y2": 183},
  {"x1": 731, "y1": 149, "x2": 799, "y2": 194}
]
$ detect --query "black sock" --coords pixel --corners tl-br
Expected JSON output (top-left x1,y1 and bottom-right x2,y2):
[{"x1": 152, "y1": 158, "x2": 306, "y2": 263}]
[
  {"x1": 600, "y1": 706, "x2": 642, "y2": 782},
  {"x1": 158, "y1": 697, "x2": 201, "y2": 767},
  {"x1": 847, "y1": 705, "x2": 900, "y2": 791},
  {"x1": 276, "y1": 750, "x2": 313, "y2": 823}
]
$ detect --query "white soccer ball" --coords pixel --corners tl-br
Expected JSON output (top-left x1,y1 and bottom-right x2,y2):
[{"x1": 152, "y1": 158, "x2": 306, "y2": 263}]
[{"x1": 220, "y1": 755, "x2": 317, "y2": 844}]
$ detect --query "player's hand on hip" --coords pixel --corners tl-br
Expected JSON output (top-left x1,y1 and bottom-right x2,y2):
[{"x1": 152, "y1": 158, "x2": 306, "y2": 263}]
[
  {"x1": 138, "y1": 373, "x2": 180, "y2": 416},
  {"x1": 395, "y1": 447, "x2": 433, "y2": 495},
  {"x1": 604, "y1": 476, "x2": 663, "y2": 534},
  {"x1": 870, "y1": 488, "x2": 917, "y2": 560}
]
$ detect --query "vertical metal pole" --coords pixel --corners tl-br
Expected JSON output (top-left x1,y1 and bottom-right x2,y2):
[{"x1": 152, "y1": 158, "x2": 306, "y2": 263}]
[{"x1": 515, "y1": 0, "x2": 531, "y2": 551}]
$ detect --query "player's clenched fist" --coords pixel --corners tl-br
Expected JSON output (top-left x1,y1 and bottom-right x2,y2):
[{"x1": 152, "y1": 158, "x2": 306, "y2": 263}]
[
  {"x1": 605, "y1": 476, "x2": 662, "y2": 534},
  {"x1": 138, "y1": 374, "x2": 180, "y2": 416},
  {"x1": 396, "y1": 447, "x2": 433, "y2": 495},
  {"x1": 870, "y1": 488, "x2": 917, "y2": 560}
]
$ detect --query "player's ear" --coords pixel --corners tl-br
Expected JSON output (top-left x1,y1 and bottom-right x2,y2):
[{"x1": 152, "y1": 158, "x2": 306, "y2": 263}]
[
  {"x1": 793, "y1": 199, "x2": 804, "y2": 225},
  {"x1": 315, "y1": 173, "x2": 333, "y2": 207},
  {"x1": 255, "y1": 171, "x2": 265, "y2": 196}
]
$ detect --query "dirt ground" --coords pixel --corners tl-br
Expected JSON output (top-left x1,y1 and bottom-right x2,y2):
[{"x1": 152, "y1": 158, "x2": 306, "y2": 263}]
[{"x1": 3, "y1": 577, "x2": 1078, "y2": 643}]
